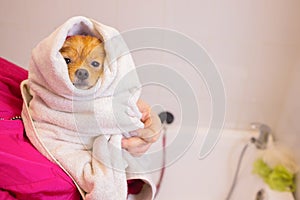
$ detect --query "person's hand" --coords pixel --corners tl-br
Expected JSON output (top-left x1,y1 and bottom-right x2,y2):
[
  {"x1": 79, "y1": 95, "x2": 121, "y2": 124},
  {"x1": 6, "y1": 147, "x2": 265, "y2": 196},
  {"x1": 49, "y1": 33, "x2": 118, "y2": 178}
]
[
  {"x1": 121, "y1": 137, "x2": 152, "y2": 157},
  {"x1": 121, "y1": 99, "x2": 162, "y2": 156},
  {"x1": 136, "y1": 99, "x2": 152, "y2": 128}
]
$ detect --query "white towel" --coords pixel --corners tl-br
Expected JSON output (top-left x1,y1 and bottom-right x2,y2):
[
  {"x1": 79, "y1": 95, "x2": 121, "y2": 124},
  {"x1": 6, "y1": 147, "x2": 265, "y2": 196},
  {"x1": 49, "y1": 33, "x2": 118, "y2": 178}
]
[{"x1": 21, "y1": 16, "x2": 155, "y2": 200}]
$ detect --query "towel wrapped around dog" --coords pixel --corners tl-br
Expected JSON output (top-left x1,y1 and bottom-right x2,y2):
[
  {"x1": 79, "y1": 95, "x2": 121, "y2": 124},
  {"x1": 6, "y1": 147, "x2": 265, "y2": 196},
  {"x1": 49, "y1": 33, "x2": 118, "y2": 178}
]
[{"x1": 21, "y1": 16, "x2": 156, "y2": 200}]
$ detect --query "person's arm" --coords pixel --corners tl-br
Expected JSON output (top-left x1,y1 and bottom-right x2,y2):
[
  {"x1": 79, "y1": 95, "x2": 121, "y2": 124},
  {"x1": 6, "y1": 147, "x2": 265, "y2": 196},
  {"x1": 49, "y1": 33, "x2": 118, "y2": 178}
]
[{"x1": 121, "y1": 100, "x2": 161, "y2": 156}]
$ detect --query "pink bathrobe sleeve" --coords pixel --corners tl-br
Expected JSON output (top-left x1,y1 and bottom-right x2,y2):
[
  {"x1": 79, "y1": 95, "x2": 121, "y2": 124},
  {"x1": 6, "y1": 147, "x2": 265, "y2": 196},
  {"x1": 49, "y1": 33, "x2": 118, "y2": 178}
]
[{"x1": 0, "y1": 57, "x2": 81, "y2": 200}]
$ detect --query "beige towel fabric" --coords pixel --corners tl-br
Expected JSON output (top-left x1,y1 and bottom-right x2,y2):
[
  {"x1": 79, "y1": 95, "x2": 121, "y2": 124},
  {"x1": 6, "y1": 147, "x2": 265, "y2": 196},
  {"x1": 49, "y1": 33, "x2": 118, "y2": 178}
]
[{"x1": 21, "y1": 16, "x2": 155, "y2": 200}]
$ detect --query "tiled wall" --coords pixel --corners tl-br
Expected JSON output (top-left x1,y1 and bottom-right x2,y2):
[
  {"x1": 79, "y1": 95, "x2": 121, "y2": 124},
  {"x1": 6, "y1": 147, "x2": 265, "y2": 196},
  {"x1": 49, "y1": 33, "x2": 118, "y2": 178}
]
[
  {"x1": 276, "y1": 64, "x2": 300, "y2": 198},
  {"x1": 0, "y1": 0, "x2": 300, "y2": 128},
  {"x1": 1, "y1": 0, "x2": 299, "y2": 195},
  {"x1": 1, "y1": 0, "x2": 299, "y2": 131}
]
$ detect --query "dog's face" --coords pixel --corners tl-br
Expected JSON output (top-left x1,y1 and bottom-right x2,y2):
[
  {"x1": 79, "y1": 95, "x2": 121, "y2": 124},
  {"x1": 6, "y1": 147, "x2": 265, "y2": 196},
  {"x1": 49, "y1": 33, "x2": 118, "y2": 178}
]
[{"x1": 59, "y1": 35, "x2": 105, "y2": 90}]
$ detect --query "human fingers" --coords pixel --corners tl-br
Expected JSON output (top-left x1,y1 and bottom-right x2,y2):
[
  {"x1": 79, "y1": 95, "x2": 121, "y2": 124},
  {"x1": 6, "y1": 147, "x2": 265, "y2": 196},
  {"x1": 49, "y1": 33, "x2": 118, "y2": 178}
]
[{"x1": 121, "y1": 137, "x2": 152, "y2": 157}]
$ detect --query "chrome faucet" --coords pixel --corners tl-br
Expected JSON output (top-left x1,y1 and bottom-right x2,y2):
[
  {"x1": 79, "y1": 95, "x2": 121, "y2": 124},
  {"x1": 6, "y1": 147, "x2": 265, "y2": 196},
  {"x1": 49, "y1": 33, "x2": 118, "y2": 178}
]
[{"x1": 250, "y1": 122, "x2": 272, "y2": 149}]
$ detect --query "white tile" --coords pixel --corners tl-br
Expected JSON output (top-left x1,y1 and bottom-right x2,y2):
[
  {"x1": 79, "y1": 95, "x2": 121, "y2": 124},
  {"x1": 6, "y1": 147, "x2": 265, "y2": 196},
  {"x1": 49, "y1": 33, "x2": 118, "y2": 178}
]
[
  {"x1": 164, "y1": 0, "x2": 300, "y2": 45},
  {"x1": 258, "y1": 0, "x2": 300, "y2": 45},
  {"x1": 0, "y1": 1, "x2": 29, "y2": 24},
  {"x1": 236, "y1": 101, "x2": 282, "y2": 130},
  {"x1": 24, "y1": 1, "x2": 79, "y2": 35},
  {"x1": 207, "y1": 41, "x2": 262, "y2": 70},
  {"x1": 68, "y1": 0, "x2": 119, "y2": 26},
  {"x1": 160, "y1": 51, "x2": 211, "y2": 101},
  {"x1": 0, "y1": 25, "x2": 31, "y2": 68},
  {"x1": 23, "y1": 1, "x2": 120, "y2": 49},
  {"x1": 115, "y1": 0, "x2": 165, "y2": 31},
  {"x1": 197, "y1": 99, "x2": 212, "y2": 127},
  {"x1": 244, "y1": 66, "x2": 293, "y2": 105},
  {"x1": 218, "y1": 65, "x2": 249, "y2": 102},
  {"x1": 164, "y1": 0, "x2": 215, "y2": 39},
  {"x1": 224, "y1": 100, "x2": 242, "y2": 129},
  {"x1": 276, "y1": 65, "x2": 300, "y2": 138},
  {"x1": 131, "y1": 49, "x2": 163, "y2": 67}
]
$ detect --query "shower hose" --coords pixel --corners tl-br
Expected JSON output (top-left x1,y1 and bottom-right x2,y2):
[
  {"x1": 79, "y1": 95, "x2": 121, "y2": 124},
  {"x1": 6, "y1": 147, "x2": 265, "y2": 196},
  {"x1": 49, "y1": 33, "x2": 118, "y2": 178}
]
[
  {"x1": 225, "y1": 138, "x2": 256, "y2": 200},
  {"x1": 155, "y1": 111, "x2": 174, "y2": 198}
]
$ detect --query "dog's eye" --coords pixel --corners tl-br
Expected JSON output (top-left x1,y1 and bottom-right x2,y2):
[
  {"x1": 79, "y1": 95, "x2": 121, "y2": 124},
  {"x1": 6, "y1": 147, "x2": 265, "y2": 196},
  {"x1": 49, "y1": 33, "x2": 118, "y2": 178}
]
[
  {"x1": 64, "y1": 58, "x2": 71, "y2": 64},
  {"x1": 91, "y1": 61, "x2": 101, "y2": 67}
]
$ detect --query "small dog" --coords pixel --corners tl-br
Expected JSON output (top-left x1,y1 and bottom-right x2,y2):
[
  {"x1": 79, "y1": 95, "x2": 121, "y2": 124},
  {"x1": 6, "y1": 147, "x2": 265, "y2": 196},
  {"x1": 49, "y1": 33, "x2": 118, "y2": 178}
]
[
  {"x1": 59, "y1": 35, "x2": 106, "y2": 89},
  {"x1": 59, "y1": 35, "x2": 155, "y2": 141}
]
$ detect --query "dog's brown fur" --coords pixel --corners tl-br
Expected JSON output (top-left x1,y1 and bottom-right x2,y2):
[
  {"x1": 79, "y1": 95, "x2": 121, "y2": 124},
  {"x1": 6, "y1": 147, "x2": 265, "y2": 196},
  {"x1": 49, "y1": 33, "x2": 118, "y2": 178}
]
[{"x1": 60, "y1": 35, "x2": 105, "y2": 89}]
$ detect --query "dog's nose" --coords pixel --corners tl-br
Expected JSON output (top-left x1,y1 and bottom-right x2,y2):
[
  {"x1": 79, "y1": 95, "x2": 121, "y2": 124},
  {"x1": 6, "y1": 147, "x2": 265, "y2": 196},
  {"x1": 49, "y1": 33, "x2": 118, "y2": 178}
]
[{"x1": 75, "y1": 69, "x2": 89, "y2": 80}]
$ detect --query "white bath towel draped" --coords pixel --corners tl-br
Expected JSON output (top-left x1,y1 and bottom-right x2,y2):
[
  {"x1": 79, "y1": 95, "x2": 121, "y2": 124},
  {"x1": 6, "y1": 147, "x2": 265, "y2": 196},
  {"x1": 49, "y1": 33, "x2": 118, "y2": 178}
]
[{"x1": 21, "y1": 16, "x2": 155, "y2": 200}]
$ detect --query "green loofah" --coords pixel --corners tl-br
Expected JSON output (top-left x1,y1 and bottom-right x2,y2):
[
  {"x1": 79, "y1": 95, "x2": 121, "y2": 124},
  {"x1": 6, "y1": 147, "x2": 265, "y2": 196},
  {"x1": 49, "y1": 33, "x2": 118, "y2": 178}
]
[
  {"x1": 253, "y1": 159, "x2": 272, "y2": 182},
  {"x1": 253, "y1": 159, "x2": 296, "y2": 192}
]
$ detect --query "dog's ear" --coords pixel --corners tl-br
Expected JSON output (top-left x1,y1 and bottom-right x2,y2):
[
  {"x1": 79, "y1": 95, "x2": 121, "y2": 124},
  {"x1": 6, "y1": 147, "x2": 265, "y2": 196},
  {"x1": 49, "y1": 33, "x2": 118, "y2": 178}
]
[
  {"x1": 96, "y1": 37, "x2": 103, "y2": 44},
  {"x1": 96, "y1": 34, "x2": 104, "y2": 44}
]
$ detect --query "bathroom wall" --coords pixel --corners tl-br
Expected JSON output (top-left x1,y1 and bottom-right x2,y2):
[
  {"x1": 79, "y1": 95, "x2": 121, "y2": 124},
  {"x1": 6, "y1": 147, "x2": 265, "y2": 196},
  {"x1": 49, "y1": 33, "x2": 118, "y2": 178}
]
[
  {"x1": 1, "y1": 0, "x2": 299, "y2": 130},
  {"x1": 276, "y1": 64, "x2": 300, "y2": 199},
  {"x1": 276, "y1": 64, "x2": 300, "y2": 154},
  {"x1": 0, "y1": 0, "x2": 299, "y2": 197}
]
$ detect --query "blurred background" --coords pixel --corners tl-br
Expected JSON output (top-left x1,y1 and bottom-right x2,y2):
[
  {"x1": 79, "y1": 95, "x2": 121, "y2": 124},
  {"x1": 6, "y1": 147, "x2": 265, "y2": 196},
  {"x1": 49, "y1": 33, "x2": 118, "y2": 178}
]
[{"x1": 1, "y1": 0, "x2": 299, "y2": 198}]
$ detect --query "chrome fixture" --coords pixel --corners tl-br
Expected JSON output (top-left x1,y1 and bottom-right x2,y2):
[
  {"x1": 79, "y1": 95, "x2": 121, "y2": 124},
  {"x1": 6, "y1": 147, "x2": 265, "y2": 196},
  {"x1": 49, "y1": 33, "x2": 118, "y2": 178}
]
[{"x1": 250, "y1": 122, "x2": 272, "y2": 149}]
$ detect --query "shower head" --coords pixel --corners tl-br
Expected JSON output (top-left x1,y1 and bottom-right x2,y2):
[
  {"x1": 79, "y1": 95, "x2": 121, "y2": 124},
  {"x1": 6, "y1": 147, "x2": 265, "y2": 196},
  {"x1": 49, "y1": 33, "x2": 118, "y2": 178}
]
[{"x1": 250, "y1": 122, "x2": 272, "y2": 149}]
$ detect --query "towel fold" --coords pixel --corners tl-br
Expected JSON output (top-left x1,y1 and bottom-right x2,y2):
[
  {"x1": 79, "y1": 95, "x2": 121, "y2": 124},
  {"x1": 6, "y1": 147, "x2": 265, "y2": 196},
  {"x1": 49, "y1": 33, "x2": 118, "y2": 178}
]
[{"x1": 21, "y1": 16, "x2": 155, "y2": 200}]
